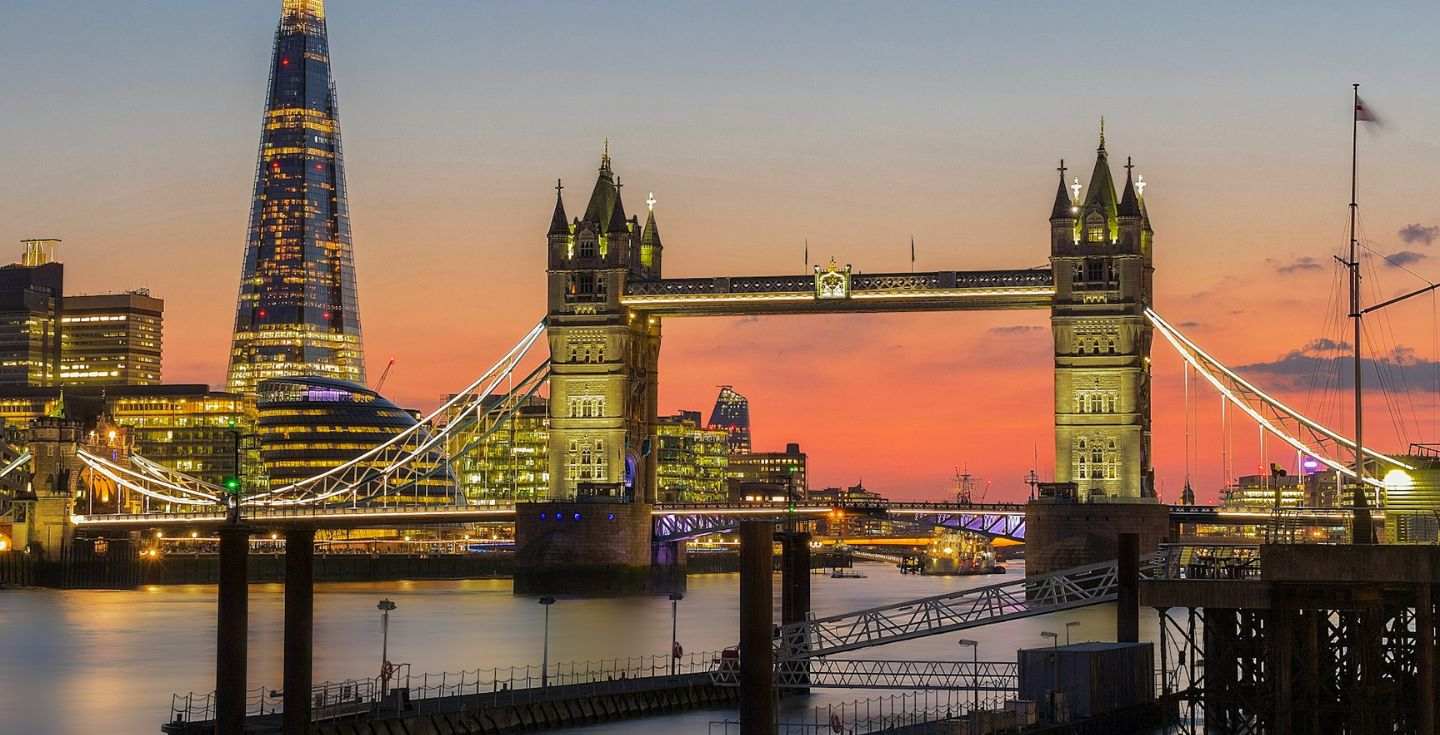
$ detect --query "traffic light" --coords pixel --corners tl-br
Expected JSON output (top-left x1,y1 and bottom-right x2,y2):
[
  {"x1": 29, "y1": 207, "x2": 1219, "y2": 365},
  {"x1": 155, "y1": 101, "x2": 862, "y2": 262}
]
[{"x1": 223, "y1": 476, "x2": 241, "y2": 494}]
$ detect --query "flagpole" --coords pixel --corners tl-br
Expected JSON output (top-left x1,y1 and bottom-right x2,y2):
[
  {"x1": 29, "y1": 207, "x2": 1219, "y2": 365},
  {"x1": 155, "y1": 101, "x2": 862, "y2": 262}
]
[{"x1": 1348, "y1": 82, "x2": 1373, "y2": 544}]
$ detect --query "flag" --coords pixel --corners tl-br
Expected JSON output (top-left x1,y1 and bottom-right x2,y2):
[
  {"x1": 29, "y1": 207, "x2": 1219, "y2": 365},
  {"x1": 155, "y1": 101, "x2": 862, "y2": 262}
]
[
  {"x1": 1355, "y1": 95, "x2": 1383, "y2": 126},
  {"x1": 910, "y1": 236, "x2": 916, "y2": 272},
  {"x1": 804, "y1": 239, "x2": 809, "y2": 269}
]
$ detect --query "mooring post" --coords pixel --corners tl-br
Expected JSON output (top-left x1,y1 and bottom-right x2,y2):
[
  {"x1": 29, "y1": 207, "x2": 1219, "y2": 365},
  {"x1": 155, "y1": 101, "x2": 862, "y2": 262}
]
[
  {"x1": 215, "y1": 525, "x2": 251, "y2": 735},
  {"x1": 283, "y1": 527, "x2": 316, "y2": 735},
  {"x1": 739, "y1": 521, "x2": 775, "y2": 734},
  {"x1": 780, "y1": 530, "x2": 812, "y2": 693},
  {"x1": 1117, "y1": 532, "x2": 1139, "y2": 643}
]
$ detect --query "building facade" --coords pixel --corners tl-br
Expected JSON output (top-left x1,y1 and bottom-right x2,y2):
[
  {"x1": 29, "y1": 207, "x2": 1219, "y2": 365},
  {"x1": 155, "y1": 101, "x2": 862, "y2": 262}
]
[
  {"x1": 727, "y1": 442, "x2": 806, "y2": 500},
  {"x1": 61, "y1": 291, "x2": 163, "y2": 386},
  {"x1": 655, "y1": 410, "x2": 729, "y2": 503},
  {"x1": 256, "y1": 376, "x2": 448, "y2": 503},
  {"x1": 453, "y1": 394, "x2": 550, "y2": 504},
  {"x1": 707, "y1": 385, "x2": 751, "y2": 454},
  {"x1": 0, "y1": 240, "x2": 63, "y2": 387},
  {"x1": 227, "y1": 0, "x2": 365, "y2": 399},
  {"x1": 1050, "y1": 132, "x2": 1155, "y2": 500}
]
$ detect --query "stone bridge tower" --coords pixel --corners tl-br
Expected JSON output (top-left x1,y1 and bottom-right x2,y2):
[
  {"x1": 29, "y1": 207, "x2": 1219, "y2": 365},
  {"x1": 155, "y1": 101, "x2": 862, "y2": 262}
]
[
  {"x1": 544, "y1": 148, "x2": 664, "y2": 504},
  {"x1": 1049, "y1": 131, "x2": 1155, "y2": 500}
]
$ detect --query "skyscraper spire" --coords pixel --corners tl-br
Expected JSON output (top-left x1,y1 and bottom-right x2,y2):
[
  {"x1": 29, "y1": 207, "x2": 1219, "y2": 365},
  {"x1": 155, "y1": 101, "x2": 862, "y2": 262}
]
[{"x1": 227, "y1": 0, "x2": 364, "y2": 398}]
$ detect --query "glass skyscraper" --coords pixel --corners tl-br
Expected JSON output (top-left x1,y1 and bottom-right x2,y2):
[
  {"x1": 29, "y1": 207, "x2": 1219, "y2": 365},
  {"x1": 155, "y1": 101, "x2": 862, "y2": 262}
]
[
  {"x1": 707, "y1": 385, "x2": 752, "y2": 454},
  {"x1": 227, "y1": 0, "x2": 364, "y2": 399}
]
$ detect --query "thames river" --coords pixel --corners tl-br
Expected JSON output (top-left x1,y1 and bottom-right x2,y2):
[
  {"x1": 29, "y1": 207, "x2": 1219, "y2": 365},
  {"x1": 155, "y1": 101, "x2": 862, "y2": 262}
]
[{"x1": 0, "y1": 561, "x2": 1163, "y2": 734}]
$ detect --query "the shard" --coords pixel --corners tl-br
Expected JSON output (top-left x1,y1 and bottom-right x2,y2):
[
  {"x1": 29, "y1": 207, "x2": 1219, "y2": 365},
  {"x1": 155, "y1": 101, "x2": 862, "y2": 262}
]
[{"x1": 227, "y1": 0, "x2": 365, "y2": 399}]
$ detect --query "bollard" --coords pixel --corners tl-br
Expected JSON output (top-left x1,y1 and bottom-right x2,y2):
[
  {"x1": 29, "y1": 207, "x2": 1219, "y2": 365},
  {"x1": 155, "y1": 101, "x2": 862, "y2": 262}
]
[{"x1": 739, "y1": 521, "x2": 775, "y2": 734}]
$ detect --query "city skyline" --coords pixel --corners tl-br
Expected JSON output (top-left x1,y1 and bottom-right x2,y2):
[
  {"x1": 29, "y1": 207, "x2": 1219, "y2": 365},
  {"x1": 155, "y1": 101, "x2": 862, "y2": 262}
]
[{"x1": 6, "y1": 1, "x2": 1440, "y2": 501}]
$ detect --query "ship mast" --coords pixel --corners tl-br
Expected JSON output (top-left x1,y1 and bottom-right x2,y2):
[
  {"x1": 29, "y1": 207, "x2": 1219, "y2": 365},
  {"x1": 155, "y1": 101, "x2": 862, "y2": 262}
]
[{"x1": 1346, "y1": 83, "x2": 1373, "y2": 544}]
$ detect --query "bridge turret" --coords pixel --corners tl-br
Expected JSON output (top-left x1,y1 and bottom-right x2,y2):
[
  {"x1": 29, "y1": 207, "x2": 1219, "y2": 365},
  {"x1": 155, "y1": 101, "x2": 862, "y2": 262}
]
[
  {"x1": 639, "y1": 192, "x2": 663, "y2": 277},
  {"x1": 1050, "y1": 125, "x2": 1155, "y2": 502},
  {"x1": 1049, "y1": 160, "x2": 1077, "y2": 251}
]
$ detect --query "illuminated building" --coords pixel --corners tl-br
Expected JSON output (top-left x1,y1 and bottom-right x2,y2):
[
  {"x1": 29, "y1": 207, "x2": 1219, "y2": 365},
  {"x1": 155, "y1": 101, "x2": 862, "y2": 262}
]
[
  {"x1": 655, "y1": 410, "x2": 729, "y2": 503},
  {"x1": 707, "y1": 385, "x2": 751, "y2": 454},
  {"x1": 727, "y1": 442, "x2": 806, "y2": 500},
  {"x1": 1220, "y1": 473, "x2": 1307, "y2": 510},
  {"x1": 227, "y1": 0, "x2": 365, "y2": 399},
  {"x1": 256, "y1": 377, "x2": 449, "y2": 503},
  {"x1": 1049, "y1": 130, "x2": 1155, "y2": 499},
  {"x1": 0, "y1": 384, "x2": 248, "y2": 487},
  {"x1": 61, "y1": 291, "x2": 163, "y2": 386},
  {"x1": 0, "y1": 239, "x2": 64, "y2": 387},
  {"x1": 452, "y1": 394, "x2": 550, "y2": 504}
]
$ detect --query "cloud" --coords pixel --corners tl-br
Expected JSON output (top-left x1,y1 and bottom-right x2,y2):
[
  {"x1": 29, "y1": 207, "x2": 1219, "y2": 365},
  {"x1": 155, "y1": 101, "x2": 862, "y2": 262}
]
[
  {"x1": 1270, "y1": 256, "x2": 1323, "y2": 275},
  {"x1": 1382, "y1": 250, "x2": 1427, "y2": 268},
  {"x1": 1302, "y1": 337, "x2": 1350, "y2": 353},
  {"x1": 1399, "y1": 223, "x2": 1440, "y2": 247},
  {"x1": 987, "y1": 325, "x2": 1043, "y2": 336},
  {"x1": 1177, "y1": 321, "x2": 1203, "y2": 329},
  {"x1": 1236, "y1": 340, "x2": 1440, "y2": 393}
]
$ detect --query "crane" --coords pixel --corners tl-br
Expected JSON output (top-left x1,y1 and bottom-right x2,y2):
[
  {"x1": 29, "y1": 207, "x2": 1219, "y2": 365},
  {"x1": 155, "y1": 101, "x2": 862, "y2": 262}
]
[{"x1": 375, "y1": 359, "x2": 396, "y2": 393}]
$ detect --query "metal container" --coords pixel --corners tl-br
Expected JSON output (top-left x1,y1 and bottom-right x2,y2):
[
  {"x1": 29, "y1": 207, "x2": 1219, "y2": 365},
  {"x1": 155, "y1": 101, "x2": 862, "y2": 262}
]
[{"x1": 1017, "y1": 641, "x2": 1153, "y2": 721}]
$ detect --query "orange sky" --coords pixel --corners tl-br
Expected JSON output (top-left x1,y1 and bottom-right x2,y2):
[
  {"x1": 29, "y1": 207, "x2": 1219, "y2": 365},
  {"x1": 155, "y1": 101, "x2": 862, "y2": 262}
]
[{"x1": 5, "y1": 2, "x2": 1440, "y2": 503}]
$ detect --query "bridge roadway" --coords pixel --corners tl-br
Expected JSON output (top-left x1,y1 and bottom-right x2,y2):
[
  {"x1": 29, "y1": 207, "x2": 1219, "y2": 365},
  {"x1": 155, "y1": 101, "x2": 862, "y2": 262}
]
[{"x1": 70, "y1": 500, "x2": 1365, "y2": 539}]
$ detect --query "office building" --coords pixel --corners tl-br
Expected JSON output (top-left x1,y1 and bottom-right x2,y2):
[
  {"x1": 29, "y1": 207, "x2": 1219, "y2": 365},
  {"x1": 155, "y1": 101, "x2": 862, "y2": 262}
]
[
  {"x1": 256, "y1": 376, "x2": 449, "y2": 504},
  {"x1": 728, "y1": 442, "x2": 806, "y2": 499},
  {"x1": 61, "y1": 291, "x2": 163, "y2": 386},
  {"x1": 655, "y1": 410, "x2": 729, "y2": 503},
  {"x1": 707, "y1": 385, "x2": 751, "y2": 454},
  {"x1": 227, "y1": 0, "x2": 366, "y2": 399},
  {"x1": 0, "y1": 239, "x2": 64, "y2": 387},
  {"x1": 453, "y1": 394, "x2": 550, "y2": 504}
]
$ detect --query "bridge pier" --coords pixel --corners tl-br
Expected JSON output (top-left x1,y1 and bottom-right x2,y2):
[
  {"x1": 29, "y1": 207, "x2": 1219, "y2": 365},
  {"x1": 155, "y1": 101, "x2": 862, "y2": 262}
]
[
  {"x1": 215, "y1": 525, "x2": 251, "y2": 735},
  {"x1": 1024, "y1": 498, "x2": 1169, "y2": 578},
  {"x1": 739, "y1": 521, "x2": 775, "y2": 735},
  {"x1": 780, "y1": 530, "x2": 812, "y2": 695},
  {"x1": 283, "y1": 527, "x2": 315, "y2": 735},
  {"x1": 514, "y1": 501, "x2": 656, "y2": 595}
]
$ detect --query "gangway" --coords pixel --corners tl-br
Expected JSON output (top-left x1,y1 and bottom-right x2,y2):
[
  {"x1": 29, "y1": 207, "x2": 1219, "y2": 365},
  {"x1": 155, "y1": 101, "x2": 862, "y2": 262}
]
[
  {"x1": 779, "y1": 555, "x2": 1161, "y2": 659},
  {"x1": 713, "y1": 659, "x2": 1018, "y2": 692}
]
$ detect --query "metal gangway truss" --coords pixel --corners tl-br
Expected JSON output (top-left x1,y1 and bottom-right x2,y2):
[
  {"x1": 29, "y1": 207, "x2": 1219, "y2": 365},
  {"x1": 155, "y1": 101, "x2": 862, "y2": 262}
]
[
  {"x1": 713, "y1": 658, "x2": 1019, "y2": 692},
  {"x1": 779, "y1": 555, "x2": 1161, "y2": 660}
]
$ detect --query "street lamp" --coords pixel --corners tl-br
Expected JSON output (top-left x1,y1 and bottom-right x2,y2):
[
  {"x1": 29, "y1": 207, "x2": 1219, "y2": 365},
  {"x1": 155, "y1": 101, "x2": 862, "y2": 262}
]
[
  {"x1": 957, "y1": 638, "x2": 980, "y2": 729},
  {"x1": 538, "y1": 596, "x2": 556, "y2": 687},
  {"x1": 669, "y1": 592, "x2": 685, "y2": 676},
  {"x1": 1040, "y1": 631, "x2": 1060, "y2": 722},
  {"x1": 377, "y1": 599, "x2": 397, "y2": 693},
  {"x1": 1064, "y1": 621, "x2": 1080, "y2": 646}
]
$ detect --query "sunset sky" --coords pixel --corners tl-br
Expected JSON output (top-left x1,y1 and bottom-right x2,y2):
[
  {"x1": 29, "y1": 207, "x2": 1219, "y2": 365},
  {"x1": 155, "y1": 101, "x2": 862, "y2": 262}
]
[{"x1": 4, "y1": 1, "x2": 1440, "y2": 503}]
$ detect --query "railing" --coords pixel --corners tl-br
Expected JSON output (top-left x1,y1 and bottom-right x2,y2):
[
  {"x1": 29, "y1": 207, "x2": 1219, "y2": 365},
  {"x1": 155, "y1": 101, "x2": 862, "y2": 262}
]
[
  {"x1": 1153, "y1": 543, "x2": 1262, "y2": 581},
  {"x1": 713, "y1": 658, "x2": 1019, "y2": 692},
  {"x1": 167, "y1": 650, "x2": 724, "y2": 723},
  {"x1": 708, "y1": 691, "x2": 1007, "y2": 734},
  {"x1": 625, "y1": 270, "x2": 1054, "y2": 298},
  {"x1": 74, "y1": 503, "x2": 520, "y2": 526}
]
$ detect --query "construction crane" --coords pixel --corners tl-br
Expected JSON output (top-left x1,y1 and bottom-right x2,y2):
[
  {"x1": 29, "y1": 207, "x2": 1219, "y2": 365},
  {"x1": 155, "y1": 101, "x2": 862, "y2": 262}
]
[{"x1": 375, "y1": 359, "x2": 396, "y2": 393}]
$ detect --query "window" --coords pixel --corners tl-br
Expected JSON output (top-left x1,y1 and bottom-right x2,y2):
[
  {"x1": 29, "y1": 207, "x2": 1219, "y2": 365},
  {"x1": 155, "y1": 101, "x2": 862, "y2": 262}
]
[
  {"x1": 1073, "y1": 435, "x2": 1120, "y2": 481},
  {"x1": 566, "y1": 437, "x2": 608, "y2": 486},
  {"x1": 578, "y1": 238, "x2": 596, "y2": 259},
  {"x1": 568, "y1": 395, "x2": 604, "y2": 418}
]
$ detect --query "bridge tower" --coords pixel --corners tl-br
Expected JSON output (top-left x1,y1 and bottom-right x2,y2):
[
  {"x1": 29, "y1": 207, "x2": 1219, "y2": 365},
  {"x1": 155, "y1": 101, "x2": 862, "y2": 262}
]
[
  {"x1": 1049, "y1": 130, "x2": 1155, "y2": 500},
  {"x1": 545, "y1": 147, "x2": 663, "y2": 504}
]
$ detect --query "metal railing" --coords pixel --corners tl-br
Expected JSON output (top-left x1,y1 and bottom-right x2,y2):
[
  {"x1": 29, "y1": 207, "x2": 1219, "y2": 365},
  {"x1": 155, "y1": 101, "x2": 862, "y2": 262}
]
[
  {"x1": 713, "y1": 658, "x2": 1019, "y2": 692},
  {"x1": 167, "y1": 650, "x2": 724, "y2": 723},
  {"x1": 1153, "y1": 543, "x2": 1262, "y2": 581}
]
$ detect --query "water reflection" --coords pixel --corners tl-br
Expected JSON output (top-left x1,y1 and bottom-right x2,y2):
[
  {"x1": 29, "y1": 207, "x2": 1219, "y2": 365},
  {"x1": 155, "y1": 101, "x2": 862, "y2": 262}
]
[{"x1": 0, "y1": 561, "x2": 1161, "y2": 734}]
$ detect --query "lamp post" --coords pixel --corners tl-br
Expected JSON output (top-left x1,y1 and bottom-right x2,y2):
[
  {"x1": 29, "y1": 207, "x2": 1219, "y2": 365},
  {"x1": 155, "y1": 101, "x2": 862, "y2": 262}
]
[
  {"x1": 957, "y1": 638, "x2": 979, "y2": 731},
  {"x1": 1064, "y1": 621, "x2": 1080, "y2": 646},
  {"x1": 1041, "y1": 631, "x2": 1059, "y2": 723},
  {"x1": 669, "y1": 592, "x2": 685, "y2": 676},
  {"x1": 538, "y1": 596, "x2": 556, "y2": 687},
  {"x1": 377, "y1": 599, "x2": 397, "y2": 693}
]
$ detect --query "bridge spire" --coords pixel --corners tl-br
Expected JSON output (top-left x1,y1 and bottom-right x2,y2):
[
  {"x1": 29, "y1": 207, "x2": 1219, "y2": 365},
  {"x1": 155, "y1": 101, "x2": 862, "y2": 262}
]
[
  {"x1": 548, "y1": 178, "x2": 569, "y2": 236},
  {"x1": 1050, "y1": 159, "x2": 1075, "y2": 220},
  {"x1": 1118, "y1": 156, "x2": 1142, "y2": 218}
]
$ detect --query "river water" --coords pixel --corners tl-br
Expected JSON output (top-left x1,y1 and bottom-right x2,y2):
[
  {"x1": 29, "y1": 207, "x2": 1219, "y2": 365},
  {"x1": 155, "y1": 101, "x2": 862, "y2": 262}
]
[{"x1": 0, "y1": 561, "x2": 1164, "y2": 734}]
